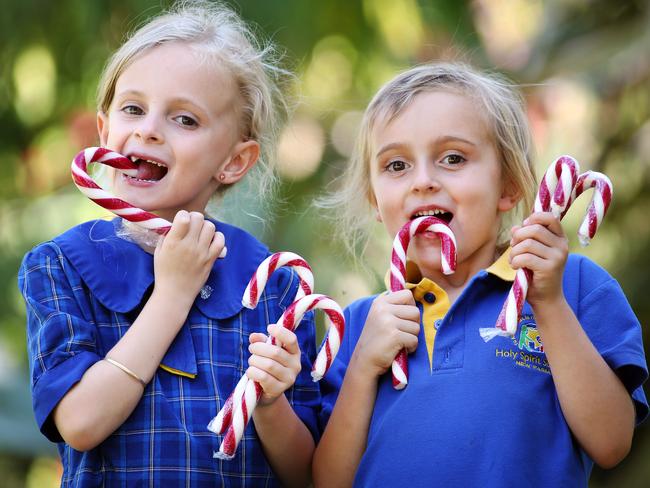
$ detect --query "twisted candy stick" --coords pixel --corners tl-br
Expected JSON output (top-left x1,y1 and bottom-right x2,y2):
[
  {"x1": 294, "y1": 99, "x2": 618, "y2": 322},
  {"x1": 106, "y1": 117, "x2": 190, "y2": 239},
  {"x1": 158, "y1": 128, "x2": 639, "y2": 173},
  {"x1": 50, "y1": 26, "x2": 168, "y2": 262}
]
[
  {"x1": 71, "y1": 147, "x2": 226, "y2": 255},
  {"x1": 208, "y1": 253, "x2": 315, "y2": 436},
  {"x1": 569, "y1": 171, "x2": 613, "y2": 247},
  {"x1": 242, "y1": 252, "x2": 314, "y2": 308},
  {"x1": 479, "y1": 156, "x2": 613, "y2": 342},
  {"x1": 72, "y1": 147, "x2": 171, "y2": 234},
  {"x1": 390, "y1": 216, "x2": 457, "y2": 390},
  {"x1": 213, "y1": 294, "x2": 344, "y2": 460}
]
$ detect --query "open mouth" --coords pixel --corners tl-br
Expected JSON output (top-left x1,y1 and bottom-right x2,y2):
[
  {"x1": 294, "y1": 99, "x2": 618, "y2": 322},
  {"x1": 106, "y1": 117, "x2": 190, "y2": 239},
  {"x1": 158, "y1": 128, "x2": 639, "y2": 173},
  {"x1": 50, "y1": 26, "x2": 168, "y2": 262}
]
[
  {"x1": 411, "y1": 209, "x2": 453, "y2": 224},
  {"x1": 127, "y1": 156, "x2": 168, "y2": 182}
]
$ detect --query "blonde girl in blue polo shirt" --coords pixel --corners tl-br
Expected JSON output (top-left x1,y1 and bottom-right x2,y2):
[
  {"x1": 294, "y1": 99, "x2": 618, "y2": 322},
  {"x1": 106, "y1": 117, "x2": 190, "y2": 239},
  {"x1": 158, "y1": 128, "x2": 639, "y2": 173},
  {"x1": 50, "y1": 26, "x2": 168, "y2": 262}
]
[
  {"x1": 18, "y1": 1, "x2": 320, "y2": 486},
  {"x1": 314, "y1": 62, "x2": 648, "y2": 487}
]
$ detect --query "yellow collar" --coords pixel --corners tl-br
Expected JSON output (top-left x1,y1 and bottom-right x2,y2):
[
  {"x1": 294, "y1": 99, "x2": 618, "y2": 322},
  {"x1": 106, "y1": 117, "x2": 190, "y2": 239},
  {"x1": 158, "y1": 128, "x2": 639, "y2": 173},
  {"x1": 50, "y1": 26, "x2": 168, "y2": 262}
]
[
  {"x1": 383, "y1": 248, "x2": 516, "y2": 290},
  {"x1": 486, "y1": 248, "x2": 516, "y2": 282}
]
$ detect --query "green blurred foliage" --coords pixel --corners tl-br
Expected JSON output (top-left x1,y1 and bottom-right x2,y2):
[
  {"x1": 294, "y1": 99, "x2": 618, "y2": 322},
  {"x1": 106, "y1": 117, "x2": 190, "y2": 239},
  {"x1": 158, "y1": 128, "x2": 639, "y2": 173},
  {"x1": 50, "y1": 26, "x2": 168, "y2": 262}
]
[{"x1": 1, "y1": 0, "x2": 649, "y2": 485}]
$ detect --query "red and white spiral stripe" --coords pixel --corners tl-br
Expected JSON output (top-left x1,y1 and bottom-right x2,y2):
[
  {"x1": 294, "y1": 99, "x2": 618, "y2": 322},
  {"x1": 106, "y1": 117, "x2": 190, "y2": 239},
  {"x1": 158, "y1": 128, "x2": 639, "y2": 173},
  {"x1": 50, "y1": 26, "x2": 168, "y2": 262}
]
[
  {"x1": 535, "y1": 155, "x2": 579, "y2": 218},
  {"x1": 208, "y1": 252, "x2": 314, "y2": 436},
  {"x1": 390, "y1": 216, "x2": 457, "y2": 390},
  {"x1": 242, "y1": 252, "x2": 314, "y2": 309},
  {"x1": 212, "y1": 293, "x2": 344, "y2": 460},
  {"x1": 481, "y1": 156, "x2": 613, "y2": 341},
  {"x1": 571, "y1": 171, "x2": 613, "y2": 246},
  {"x1": 71, "y1": 147, "x2": 172, "y2": 234}
]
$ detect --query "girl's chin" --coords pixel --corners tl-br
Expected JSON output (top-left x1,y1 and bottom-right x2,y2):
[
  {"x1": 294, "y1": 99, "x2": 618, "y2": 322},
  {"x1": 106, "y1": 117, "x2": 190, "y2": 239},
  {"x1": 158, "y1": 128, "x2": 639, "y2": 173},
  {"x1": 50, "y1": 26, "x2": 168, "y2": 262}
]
[{"x1": 414, "y1": 259, "x2": 444, "y2": 277}]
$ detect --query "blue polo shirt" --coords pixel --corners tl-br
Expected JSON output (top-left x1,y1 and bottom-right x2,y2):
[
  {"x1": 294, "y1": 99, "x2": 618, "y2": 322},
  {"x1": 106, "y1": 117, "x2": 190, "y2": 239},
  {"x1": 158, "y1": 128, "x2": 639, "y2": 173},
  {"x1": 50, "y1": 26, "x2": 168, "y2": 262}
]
[
  {"x1": 19, "y1": 218, "x2": 320, "y2": 487},
  {"x1": 320, "y1": 253, "x2": 648, "y2": 487}
]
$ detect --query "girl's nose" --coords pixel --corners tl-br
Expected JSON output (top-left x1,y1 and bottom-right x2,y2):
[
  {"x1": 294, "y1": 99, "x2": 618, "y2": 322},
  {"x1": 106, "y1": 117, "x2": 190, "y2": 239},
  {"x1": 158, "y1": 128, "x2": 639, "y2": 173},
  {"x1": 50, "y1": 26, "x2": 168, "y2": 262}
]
[
  {"x1": 134, "y1": 116, "x2": 164, "y2": 143},
  {"x1": 411, "y1": 162, "x2": 440, "y2": 193}
]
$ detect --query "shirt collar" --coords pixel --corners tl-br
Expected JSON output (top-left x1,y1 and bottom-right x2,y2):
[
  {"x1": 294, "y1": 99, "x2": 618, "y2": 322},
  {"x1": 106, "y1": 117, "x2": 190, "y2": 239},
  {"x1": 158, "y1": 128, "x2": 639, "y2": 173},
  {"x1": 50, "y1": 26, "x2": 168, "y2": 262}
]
[
  {"x1": 383, "y1": 248, "x2": 516, "y2": 290},
  {"x1": 54, "y1": 218, "x2": 268, "y2": 316},
  {"x1": 54, "y1": 218, "x2": 269, "y2": 378},
  {"x1": 485, "y1": 248, "x2": 516, "y2": 282}
]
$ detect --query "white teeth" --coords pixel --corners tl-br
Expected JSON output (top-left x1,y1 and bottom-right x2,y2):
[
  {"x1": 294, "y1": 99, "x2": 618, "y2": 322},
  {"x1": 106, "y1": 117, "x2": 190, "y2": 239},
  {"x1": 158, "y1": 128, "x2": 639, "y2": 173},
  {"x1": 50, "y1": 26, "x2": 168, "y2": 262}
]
[
  {"x1": 129, "y1": 156, "x2": 167, "y2": 167},
  {"x1": 413, "y1": 209, "x2": 446, "y2": 217},
  {"x1": 125, "y1": 174, "x2": 158, "y2": 183}
]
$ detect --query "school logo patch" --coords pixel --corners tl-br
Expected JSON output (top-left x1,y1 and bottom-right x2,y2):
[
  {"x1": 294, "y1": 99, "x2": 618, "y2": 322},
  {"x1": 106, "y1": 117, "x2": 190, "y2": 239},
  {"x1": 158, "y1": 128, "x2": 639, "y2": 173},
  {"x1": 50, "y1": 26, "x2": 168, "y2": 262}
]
[
  {"x1": 518, "y1": 323, "x2": 544, "y2": 354},
  {"x1": 492, "y1": 315, "x2": 550, "y2": 374}
]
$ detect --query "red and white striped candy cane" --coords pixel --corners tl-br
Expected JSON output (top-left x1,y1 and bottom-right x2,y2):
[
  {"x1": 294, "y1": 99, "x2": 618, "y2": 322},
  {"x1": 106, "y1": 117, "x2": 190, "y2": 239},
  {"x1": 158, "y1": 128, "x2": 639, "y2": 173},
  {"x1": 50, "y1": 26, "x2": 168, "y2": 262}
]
[
  {"x1": 206, "y1": 374, "x2": 248, "y2": 436},
  {"x1": 208, "y1": 252, "x2": 315, "y2": 435},
  {"x1": 480, "y1": 156, "x2": 613, "y2": 341},
  {"x1": 71, "y1": 147, "x2": 172, "y2": 234},
  {"x1": 213, "y1": 294, "x2": 344, "y2": 460},
  {"x1": 570, "y1": 171, "x2": 613, "y2": 247},
  {"x1": 72, "y1": 147, "x2": 227, "y2": 256},
  {"x1": 242, "y1": 252, "x2": 314, "y2": 309},
  {"x1": 390, "y1": 216, "x2": 457, "y2": 390},
  {"x1": 535, "y1": 155, "x2": 580, "y2": 219}
]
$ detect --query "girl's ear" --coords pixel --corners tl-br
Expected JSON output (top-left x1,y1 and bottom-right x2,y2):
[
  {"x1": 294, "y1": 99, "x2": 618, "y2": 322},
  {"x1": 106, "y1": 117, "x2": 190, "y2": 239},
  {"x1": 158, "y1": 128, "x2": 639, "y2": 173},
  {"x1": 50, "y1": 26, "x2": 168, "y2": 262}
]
[
  {"x1": 369, "y1": 191, "x2": 382, "y2": 222},
  {"x1": 97, "y1": 111, "x2": 109, "y2": 147},
  {"x1": 218, "y1": 140, "x2": 260, "y2": 185},
  {"x1": 498, "y1": 179, "x2": 521, "y2": 212}
]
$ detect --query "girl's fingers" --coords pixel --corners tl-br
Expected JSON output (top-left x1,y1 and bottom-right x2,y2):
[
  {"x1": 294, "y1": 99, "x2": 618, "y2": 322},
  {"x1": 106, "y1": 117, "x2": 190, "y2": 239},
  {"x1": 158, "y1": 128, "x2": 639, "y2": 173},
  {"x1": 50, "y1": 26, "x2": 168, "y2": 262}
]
[
  {"x1": 511, "y1": 223, "x2": 562, "y2": 249},
  {"x1": 390, "y1": 303, "x2": 421, "y2": 323},
  {"x1": 511, "y1": 238, "x2": 553, "y2": 261},
  {"x1": 386, "y1": 289, "x2": 417, "y2": 306},
  {"x1": 246, "y1": 366, "x2": 276, "y2": 388},
  {"x1": 249, "y1": 332, "x2": 268, "y2": 344},
  {"x1": 209, "y1": 231, "x2": 226, "y2": 260},
  {"x1": 267, "y1": 324, "x2": 299, "y2": 355},
  {"x1": 395, "y1": 317, "x2": 420, "y2": 336},
  {"x1": 510, "y1": 252, "x2": 554, "y2": 272},
  {"x1": 399, "y1": 330, "x2": 419, "y2": 353},
  {"x1": 247, "y1": 355, "x2": 294, "y2": 384},
  {"x1": 248, "y1": 339, "x2": 292, "y2": 364},
  {"x1": 187, "y1": 211, "x2": 205, "y2": 240},
  {"x1": 523, "y1": 212, "x2": 565, "y2": 236},
  {"x1": 168, "y1": 210, "x2": 190, "y2": 239},
  {"x1": 198, "y1": 220, "x2": 216, "y2": 248},
  {"x1": 245, "y1": 366, "x2": 288, "y2": 399}
]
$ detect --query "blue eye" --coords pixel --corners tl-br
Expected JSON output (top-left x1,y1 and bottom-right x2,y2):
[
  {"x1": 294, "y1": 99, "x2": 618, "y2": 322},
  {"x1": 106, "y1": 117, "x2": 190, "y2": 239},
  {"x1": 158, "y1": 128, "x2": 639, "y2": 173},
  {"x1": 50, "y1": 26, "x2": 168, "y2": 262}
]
[
  {"x1": 175, "y1": 115, "x2": 198, "y2": 127},
  {"x1": 387, "y1": 160, "x2": 408, "y2": 172},
  {"x1": 442, "y1": 154, "x2": 465, "y2": 165}
]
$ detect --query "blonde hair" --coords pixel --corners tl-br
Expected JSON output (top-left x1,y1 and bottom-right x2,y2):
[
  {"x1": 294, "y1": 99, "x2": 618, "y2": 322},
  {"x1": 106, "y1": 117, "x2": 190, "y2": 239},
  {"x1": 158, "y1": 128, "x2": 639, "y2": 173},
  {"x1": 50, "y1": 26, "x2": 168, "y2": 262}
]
[
  {"x1": 325, "y1": 62, "x2": 537, "y2": 257},
  {"x1": 96, "y1": 0, "x2": 289, "y2": 202}
]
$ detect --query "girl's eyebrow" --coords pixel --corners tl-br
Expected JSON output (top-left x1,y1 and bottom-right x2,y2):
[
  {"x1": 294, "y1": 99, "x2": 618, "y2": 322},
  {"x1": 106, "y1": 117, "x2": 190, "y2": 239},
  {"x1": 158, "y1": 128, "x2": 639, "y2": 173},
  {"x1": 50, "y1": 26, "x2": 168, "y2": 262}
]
[
  {"x1": 375, "y1": 142, "x2": 403, "y2": 159},
  {"x1": 435, "y1": 135, "x2": 477, "y2": 146},
  {"x1": 114, "y1": 89, "x2": 205, "y2": 109},
  {"x1": 375, "y1": 135, "x2": 477, "y2": 159},
  {"x1": 113, "y1": 89, "x2": 145, "y2": 100}
]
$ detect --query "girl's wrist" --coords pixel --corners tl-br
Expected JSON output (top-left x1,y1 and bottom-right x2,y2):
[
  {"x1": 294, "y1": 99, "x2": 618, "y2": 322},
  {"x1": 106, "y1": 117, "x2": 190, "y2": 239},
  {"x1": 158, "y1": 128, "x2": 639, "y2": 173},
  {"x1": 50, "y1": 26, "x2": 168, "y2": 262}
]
[
  {"x1": 531, "y1": 294, "x2": 570, "y2": 327},
  {"x1": 256, "y1": 393, "x2": 283, "y2": 409},
  {"x1": 349, "y1": 350, "x2": 383, "y2": 382},
  {"x1": 254, "y1": 394, "x2": 288, "y2": 420},
  {"x1": 149, "y1": 286, "x2": 194, "y2": 322}
]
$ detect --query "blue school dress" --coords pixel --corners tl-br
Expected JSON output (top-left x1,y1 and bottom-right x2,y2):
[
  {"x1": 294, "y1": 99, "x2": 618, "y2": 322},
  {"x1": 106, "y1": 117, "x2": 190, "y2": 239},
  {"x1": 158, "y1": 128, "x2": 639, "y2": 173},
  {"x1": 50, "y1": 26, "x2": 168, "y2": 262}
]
[{"x1": 19, "y1": 218, "x2": 320, "y2": 487}]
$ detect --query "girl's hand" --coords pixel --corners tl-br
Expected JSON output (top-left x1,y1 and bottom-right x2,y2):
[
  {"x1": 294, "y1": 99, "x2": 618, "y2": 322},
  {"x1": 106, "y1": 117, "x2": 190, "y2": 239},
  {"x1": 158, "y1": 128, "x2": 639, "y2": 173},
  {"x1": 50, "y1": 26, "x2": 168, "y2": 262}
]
[
  {"x1": 351, "y1": 289, "x2": 420, "y2": 379},
  {"x1": 246, "y1": 324, "x2": 302, "y2": 407},
  {"x1": 153, "y1": 210, "x2": 224, "y2": 306},
  {"x1": 509, "y1": 211, "x2": 569, "y2": 307}
]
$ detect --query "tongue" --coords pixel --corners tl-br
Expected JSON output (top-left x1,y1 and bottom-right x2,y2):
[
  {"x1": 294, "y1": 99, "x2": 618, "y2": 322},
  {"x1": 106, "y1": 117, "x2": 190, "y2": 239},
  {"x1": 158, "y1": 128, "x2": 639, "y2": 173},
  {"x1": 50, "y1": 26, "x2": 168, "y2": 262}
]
[{"x1": 135, "y1": 160, "x2": 166, "y2": 181}]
